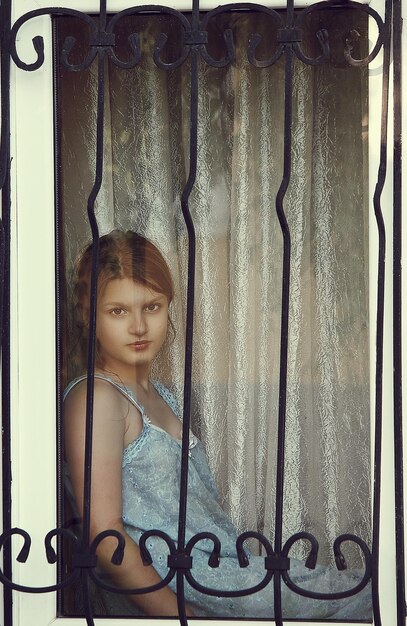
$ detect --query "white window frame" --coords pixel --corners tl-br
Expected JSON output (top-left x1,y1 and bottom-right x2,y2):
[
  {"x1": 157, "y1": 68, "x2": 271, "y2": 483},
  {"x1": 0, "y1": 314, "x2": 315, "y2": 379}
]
[{"x1": 5, "y1": 0, "x2": 403, "y2": 624}]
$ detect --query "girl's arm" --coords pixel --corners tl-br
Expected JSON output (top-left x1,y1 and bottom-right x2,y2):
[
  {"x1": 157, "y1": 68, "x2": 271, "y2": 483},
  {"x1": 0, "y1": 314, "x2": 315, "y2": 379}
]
[{"x1": 64, "y1": 379, "x2": 193, "y2": 617}]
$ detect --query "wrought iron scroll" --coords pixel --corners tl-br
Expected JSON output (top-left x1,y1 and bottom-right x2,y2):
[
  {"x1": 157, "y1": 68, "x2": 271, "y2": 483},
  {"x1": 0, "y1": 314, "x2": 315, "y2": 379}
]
[{"x1": 0, "y1": 0, "x2": 398, "y2": 625}]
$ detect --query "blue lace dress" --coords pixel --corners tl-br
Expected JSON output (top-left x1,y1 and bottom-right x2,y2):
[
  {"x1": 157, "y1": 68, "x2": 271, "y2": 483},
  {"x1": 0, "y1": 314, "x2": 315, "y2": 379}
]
[{"x1": 64, "y1": 375, "x2": 371, "y2": 620}]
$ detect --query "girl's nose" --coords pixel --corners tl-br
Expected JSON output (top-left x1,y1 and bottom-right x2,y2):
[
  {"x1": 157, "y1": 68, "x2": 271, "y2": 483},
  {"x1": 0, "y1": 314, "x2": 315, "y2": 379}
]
[{"x1": 129, "y1": 312, "x2": 147, "y2": 335}]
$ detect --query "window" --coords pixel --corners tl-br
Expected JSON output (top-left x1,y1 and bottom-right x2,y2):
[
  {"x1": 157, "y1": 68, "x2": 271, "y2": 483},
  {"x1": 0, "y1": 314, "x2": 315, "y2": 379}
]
[{"x1": 1, "y1": 0, "x2": 404, "y2": 625}]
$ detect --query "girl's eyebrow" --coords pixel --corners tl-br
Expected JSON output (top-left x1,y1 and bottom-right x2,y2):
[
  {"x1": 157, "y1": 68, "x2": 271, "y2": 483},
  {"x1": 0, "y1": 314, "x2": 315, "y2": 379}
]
[
  {"x1": 147, "y1": 294, "x2": 166, "y2": 301},
  {"x1": 102, "y1": 300, "x2": 127, "y2": 307},
  {"x1": 102, "y1": 294, "x2": 166, "y2": 306}
]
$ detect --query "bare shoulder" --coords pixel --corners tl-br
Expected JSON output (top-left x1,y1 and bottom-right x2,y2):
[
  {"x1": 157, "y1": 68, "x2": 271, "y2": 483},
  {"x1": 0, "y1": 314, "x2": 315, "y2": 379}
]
[{"x1": 64, "y1": 377, "x2": 129, "y2": 426}]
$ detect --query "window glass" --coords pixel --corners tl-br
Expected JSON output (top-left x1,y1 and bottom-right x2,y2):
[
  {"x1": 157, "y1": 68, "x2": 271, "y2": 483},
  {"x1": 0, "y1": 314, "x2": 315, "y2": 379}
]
[{"x1": 56, "y1": 8, "x2": 370, "y2": 619}]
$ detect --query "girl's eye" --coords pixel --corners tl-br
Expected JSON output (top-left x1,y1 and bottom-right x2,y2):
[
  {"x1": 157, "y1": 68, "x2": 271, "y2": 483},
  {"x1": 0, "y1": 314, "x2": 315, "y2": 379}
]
[
  {"x1": 146, "y1": 303, "x2": 159, "y2": 312},
  {"x1": 111, "y1": 307, "x2": 126, "y2": 316}
]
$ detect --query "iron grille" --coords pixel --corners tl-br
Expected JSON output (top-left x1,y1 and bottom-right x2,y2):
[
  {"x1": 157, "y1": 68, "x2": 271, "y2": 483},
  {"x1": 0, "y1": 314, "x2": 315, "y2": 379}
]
[{"x1": 0, "y1": 0, "x2": 403, "y2": 625}]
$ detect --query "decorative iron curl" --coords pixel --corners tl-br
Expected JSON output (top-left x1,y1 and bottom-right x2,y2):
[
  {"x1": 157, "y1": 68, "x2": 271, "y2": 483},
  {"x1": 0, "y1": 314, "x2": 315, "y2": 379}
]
[
  {"x1": 107, "y1": 5, "x2": 191, "y2": 71},
  {"x1": 199, "y1": 3, "x2": 283, "y2": 68},
  {"x1": 90, "y1": 529, "x2": 126, "y2": 566},
  {"x1": 198, "y1": 28, "x2": 234, "y2": 69},
  {"x1": 281, "y1": 532, "x2": 372, "y2": 600},
  {"x1": 288, "y1": 1, "x2": 332, "y2": 66},
  {"x1": 248, "y1": 32, "x2": 284, "y2": 68},
  {"x1": 248, "y1": 9, "x2": 329, "y2": 67},
  {"x1": 214, "y1": 1, "x2": 327, "y2": 69},
  {"x1": 104, "y1": 32, "x2": 141, "y2": 70},
  {"x1": 0, "y1": 525, "x2": 373, "y2": 605},
  {"x1": 0, "y1": 527, "x2": 81, "y2": 593},
  {"x1": 185, "y1": 532, "x2": 221, "y2": 568},
  {"x1": 184, "y1": 530, "x2": 274, "y2": 597},
  {"x1": 283, "y1": 532, "x2": 320, "y2": 569},
  {"x1": 10, "y1": 9, "x2": 98, "y2": 71},
  {"x1": 107, "y1": 3, "x2": 230, "y2": 70},
  {"x1": 153, "y1": 32, "x2": 189, "y2": 71},
  {"x1": 88, "y1": 528, "x2": 177, "y2": 594},
  {"x1": 8, "y1": 0, "x2": 384, "y2": 74},
  {"x1": 59, "y1": 34, "x2": 97, "y2": 73},
  {"x1": 295, "y1": 0, "x2": 386, "y2": 68},
  {"x1": 9, "y1": 7, "x2": 143, "y2": 72},
  {"x1": 292, "y1": 28, "x2": 330, "y2": 67}
]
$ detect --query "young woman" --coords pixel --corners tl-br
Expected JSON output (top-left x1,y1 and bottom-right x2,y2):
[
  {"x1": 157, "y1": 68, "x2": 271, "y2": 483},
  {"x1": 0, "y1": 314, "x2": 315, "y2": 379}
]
[{"x1": 64, "y1": 230, "x2": 371, "y2": 619}]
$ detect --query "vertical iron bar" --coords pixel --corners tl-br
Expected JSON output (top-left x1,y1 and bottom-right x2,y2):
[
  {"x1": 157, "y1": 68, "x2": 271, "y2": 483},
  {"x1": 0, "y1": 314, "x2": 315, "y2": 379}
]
[
  {"x1": 53, "y1": 14, "x2": 62, "y2": 604},
  {"x1": 274, "y1": 1, "x2": 294, "y2": 622},
  {"x1": 81, "y1": 3, "x2": 109, "y2": 622},
  {"x1": 53, "y1": 17, "x2": 65, "y2": 612},
  {"x1": 177, "y1": 1, "x2": 199, "y2": 624},
  {"x1": 82, "y1": 23, "x2": 106, "y2": 560},
  {"x1": 371, "y1": 1, "x2": 392, "y2": 624},
  {"x1": 392, "y1": 0, "x2": 405, "y2": 623},
  {"x1": 99, "y1": 0, "x2": 107, "y2": 35},
  {"x1": 0, "y1": 1, "x2": 12, "y2": 624}
]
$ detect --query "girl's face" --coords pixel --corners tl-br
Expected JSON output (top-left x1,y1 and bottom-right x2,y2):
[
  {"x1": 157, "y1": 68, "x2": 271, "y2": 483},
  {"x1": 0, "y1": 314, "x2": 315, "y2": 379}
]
[{"x1": 95, "y1": 277, "x2": 169, "y2": 378}]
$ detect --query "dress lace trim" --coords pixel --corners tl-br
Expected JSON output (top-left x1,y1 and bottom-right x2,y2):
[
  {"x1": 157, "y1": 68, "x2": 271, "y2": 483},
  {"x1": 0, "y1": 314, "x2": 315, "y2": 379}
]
[{"x1": 123, "y1": 381, "x2": 197, "y2": 465}]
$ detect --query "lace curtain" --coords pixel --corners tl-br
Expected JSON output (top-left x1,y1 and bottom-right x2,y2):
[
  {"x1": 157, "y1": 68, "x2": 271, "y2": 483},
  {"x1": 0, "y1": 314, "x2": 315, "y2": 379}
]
[{"x1": 58, "y1": 8, "x2": 370, "y2": 566}]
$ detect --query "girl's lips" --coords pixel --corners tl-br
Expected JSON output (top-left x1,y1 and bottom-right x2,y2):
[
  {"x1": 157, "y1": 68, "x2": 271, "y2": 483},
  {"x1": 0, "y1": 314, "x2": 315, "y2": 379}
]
[{"x1": 128, "y1": 341, "x2": 151, "y2": 351}]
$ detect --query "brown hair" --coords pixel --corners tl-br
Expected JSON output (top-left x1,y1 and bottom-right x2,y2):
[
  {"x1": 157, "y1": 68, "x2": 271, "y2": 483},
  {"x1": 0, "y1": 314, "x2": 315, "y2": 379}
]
[{"x1": 71, "y1": 230, "x2": 174, "y2": 375}]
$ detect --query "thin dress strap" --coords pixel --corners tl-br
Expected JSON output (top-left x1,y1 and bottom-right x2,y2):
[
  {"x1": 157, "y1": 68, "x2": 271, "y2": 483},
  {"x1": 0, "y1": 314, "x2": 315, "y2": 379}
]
[{"x1": 63, "y1": 374, "x2": 144, "y2": 414}]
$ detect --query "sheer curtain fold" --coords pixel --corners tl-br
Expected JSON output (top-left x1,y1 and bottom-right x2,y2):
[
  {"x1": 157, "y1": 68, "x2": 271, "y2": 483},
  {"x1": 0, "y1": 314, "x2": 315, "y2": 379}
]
[{"x1": 59, "y1": 9, "x2": 370, "y2": 566}]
